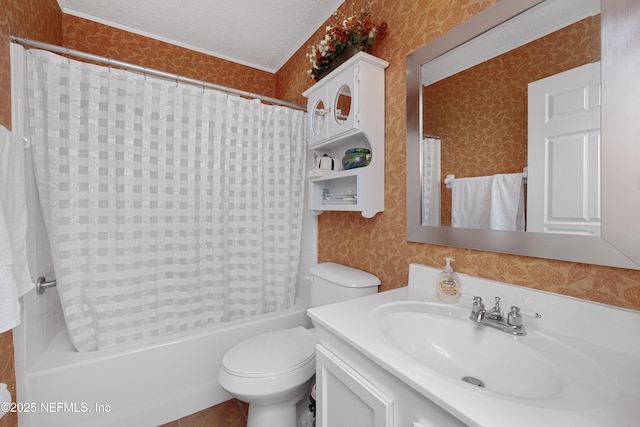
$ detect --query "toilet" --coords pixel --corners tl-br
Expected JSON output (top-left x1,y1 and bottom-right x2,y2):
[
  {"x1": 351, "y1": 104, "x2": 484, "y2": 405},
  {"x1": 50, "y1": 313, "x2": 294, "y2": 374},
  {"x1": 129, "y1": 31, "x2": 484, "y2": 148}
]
[{"x1": 218, "y1": 262, "x2": 380, "y2": 427}]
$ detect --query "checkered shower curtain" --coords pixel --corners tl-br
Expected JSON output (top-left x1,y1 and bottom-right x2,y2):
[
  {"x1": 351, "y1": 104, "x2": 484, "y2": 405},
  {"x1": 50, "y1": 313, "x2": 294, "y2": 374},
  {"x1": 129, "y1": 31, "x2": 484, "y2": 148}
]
[{"x1": 24, "y1": 48, "x2": 307, "y2": 351}]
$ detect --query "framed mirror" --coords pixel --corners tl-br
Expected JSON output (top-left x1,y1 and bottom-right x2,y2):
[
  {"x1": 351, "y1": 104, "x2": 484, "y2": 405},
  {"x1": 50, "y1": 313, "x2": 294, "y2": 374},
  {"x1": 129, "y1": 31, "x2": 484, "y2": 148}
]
[{"x1": 406, "y1": 0, "x2": 640, "y2": 269}]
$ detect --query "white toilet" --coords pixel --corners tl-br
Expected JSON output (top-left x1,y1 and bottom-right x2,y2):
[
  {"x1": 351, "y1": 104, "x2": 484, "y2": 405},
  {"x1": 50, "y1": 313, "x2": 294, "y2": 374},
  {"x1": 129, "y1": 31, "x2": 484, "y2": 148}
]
[{"x1": 218, "y1": 262, "x2": 380, "y2": 427}]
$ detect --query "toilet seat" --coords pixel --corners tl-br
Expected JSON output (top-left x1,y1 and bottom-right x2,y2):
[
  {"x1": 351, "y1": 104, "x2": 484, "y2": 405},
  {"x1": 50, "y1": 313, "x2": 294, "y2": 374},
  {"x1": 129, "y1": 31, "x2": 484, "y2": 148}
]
[{"x1": 222, "y1": 326, "x2": 316, "y2": 378}]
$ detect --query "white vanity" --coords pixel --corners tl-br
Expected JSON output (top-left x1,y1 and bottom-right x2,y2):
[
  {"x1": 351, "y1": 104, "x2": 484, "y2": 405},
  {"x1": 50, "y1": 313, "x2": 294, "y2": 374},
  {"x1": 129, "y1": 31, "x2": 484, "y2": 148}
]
[{"x1": 307, "y1": 263, "x2": 640, "y2": 426}]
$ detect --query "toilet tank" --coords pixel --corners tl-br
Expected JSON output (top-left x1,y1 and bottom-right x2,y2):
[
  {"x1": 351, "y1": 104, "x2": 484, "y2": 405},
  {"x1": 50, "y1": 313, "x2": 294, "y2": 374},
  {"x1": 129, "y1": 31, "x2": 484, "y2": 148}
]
[{"x1": 309, "y1": 263, "x2": 381, "y2": 307}]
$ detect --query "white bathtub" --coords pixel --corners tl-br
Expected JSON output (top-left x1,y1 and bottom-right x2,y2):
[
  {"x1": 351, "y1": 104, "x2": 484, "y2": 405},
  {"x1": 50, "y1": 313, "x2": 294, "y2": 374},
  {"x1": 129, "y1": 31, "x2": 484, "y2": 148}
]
[{"x1": 19, "y1": 303, "x2": 311, "y2": 427}]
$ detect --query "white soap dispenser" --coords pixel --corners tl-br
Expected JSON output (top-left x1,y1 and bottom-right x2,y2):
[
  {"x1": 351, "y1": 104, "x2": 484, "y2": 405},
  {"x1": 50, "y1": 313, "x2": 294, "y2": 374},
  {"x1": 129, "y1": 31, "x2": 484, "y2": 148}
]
[{"x1": 436, "y1": 257, "x2": 461, "y2": 303}]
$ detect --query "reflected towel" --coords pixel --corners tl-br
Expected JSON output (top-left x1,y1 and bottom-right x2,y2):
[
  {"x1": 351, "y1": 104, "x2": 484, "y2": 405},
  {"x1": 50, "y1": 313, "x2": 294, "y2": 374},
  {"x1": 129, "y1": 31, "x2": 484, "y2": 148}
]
[
  {"x1": 491, "y1": 173, "x2": 524, "y2": 231},
  {"x1": 0, "y1": 125, "x2": 32, "y2": 333},
  {"x1": 451, "y1": 175, "x2": 493, "y2": 229}
]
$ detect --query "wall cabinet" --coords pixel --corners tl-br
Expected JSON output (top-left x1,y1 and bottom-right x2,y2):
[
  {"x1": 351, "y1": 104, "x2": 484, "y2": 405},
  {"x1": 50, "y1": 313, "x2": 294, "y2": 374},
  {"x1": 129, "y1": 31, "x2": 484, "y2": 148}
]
[{"x1": 303, "y1": 52, "x2": 388, "y2": 218}]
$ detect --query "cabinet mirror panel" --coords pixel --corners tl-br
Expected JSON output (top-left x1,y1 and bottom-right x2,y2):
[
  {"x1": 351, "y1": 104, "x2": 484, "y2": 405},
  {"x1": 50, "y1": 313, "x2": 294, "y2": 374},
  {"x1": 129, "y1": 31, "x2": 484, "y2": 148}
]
[
  {"x1": 334, "y1": 85, "x2": 352, "y2": 124},
  {"x1": 406, "y1": 0, "x2": 640, "y2": 269}
]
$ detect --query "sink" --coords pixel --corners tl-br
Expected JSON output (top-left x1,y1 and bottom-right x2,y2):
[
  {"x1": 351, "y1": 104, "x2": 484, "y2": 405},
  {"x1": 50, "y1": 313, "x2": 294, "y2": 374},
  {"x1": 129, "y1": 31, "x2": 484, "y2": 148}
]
[{"x1": 370, "y1": 301, "x2": 614, "y2": 409}]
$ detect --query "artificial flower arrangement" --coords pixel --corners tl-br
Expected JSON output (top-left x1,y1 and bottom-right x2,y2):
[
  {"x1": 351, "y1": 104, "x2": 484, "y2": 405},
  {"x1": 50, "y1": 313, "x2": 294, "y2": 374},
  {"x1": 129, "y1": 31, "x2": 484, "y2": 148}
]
[{"x1": 306, "y1": 6, "x2": 388, "y2": 81}]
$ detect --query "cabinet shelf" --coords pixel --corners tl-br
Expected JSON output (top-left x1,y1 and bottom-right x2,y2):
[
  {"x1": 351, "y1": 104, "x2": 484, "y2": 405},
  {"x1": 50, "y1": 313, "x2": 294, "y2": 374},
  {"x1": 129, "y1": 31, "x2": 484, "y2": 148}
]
[
  {"x1": 303, "y1": 52, "x2": 388, "y2": 218},
  {"x1": 310, "y1": 167, "x2": 362, "y2": 181},
  {"x1": 308, "y1": 128, "x2": 369, "y2": 151}
]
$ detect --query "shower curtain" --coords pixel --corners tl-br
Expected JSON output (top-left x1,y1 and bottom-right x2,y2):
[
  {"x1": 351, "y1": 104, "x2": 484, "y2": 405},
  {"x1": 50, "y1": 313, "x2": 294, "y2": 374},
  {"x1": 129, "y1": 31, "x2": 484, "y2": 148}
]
[
  {"x1": 422, "y1": 137, "x2": 441, "y2": 226},
  {"x1": 23, "y1": 48, "x2": 307, "y2": 351}
]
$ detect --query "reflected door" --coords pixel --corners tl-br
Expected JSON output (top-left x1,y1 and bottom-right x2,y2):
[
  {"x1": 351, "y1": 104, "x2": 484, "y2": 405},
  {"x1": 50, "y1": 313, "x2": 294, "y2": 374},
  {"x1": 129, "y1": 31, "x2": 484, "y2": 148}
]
[{"x1": 527, "y1": 62, "x2": 601, "y2": 235}]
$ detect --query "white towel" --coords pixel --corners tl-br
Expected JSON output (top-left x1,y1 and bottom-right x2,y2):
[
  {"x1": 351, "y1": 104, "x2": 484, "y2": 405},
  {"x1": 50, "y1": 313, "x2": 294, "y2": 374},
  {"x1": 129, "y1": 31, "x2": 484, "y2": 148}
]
[
  {"x1": 491, "y1": 173, "x2": 525, "y2": 231},
  {"x1": 0, "y1": 125, "x2": 33, "y2": 333},
  {"x1": 451, "y1": 175, "x2": 493, "y2": 229}
]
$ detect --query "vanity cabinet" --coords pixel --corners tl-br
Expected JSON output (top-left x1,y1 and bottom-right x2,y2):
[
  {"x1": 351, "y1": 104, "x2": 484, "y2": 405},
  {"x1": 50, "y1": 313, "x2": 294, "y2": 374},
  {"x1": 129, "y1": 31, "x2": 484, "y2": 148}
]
[
  {"x1": 314, "y1": 334, "x2": 466, "y2": 427},
  {"x1": 316, "y1": 345, "x2": 393, "y2": 427},
  {"x1": 302, "y1": 52, "x2": 388, "y2": 218}
]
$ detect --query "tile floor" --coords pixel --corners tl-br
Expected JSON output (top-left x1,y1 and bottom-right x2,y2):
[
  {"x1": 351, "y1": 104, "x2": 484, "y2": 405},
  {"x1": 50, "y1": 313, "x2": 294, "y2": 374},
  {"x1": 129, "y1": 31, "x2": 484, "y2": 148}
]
[{"x1": 159, "y1": 398, "x2": 248, "y2": 427}]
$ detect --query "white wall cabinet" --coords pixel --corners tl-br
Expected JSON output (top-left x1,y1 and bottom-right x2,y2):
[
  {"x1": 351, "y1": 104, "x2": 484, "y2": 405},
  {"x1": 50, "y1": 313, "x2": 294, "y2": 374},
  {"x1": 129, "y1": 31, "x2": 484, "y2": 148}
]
[{"x1": 303, "y1": 52, "x2": 388, "y2": 218}]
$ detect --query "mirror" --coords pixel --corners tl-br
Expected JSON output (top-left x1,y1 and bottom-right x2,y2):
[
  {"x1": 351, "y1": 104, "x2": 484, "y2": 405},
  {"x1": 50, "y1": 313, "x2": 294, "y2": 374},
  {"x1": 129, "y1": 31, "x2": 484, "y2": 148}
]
[
  {"x1": 334, "y1": 85, "x2": 352, "y2": 124},
  {"x1": 406, "y1": 0, "x2": 640, "y2": 269},
  {"x1": 421, "y1": 0, "x2": 600, "y2": 235}
]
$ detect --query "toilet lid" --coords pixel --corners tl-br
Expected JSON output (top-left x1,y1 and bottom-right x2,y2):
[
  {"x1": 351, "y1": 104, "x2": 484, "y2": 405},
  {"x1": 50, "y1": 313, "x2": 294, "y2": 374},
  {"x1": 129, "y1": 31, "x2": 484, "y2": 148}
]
[{"x1": 223, "y1": 326, "x2": 316, "y2": 378}]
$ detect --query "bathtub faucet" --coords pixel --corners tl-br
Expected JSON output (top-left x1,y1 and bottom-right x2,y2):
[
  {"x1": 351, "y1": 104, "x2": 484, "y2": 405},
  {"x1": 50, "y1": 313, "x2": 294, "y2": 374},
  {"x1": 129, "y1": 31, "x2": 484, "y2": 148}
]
[{"x1": 469, "y1": 296, "x2": 540, "y2": 336}]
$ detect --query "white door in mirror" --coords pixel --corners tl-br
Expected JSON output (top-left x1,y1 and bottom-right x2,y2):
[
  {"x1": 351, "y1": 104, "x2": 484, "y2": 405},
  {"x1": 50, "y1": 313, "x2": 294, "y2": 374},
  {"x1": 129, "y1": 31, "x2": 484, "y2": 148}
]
[{"x1": 528, "y1": 62, "x2": 601, "y2": 235}]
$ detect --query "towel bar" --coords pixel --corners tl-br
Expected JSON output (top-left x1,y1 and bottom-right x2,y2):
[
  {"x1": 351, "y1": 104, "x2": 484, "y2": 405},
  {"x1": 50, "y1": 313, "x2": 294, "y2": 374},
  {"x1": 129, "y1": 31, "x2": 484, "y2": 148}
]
[
  {"x1": 36, "y1": 276, "x2": 57, "y2": 295},
  {"x1": 444, "y1": 167, "x2": 528, "y2": 189}
]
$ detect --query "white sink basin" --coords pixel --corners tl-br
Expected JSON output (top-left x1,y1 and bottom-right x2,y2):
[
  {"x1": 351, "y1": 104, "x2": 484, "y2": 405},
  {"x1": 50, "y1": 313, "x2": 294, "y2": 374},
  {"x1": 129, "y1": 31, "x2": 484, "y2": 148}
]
[{"x1": 370, "y1": 301, "x2": 614, "y2": 409}]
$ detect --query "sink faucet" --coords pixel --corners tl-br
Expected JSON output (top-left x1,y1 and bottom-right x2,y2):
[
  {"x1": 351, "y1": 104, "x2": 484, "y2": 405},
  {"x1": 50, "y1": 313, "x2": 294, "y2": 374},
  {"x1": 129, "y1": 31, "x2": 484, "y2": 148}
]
[{"x1": 470, "y1": 296, "x2": 540, "y2": 336}]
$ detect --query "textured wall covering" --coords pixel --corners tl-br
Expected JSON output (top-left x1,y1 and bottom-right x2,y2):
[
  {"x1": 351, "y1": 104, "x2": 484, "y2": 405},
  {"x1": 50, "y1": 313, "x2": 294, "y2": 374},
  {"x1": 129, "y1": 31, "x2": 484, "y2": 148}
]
[
  {"x1": 61, "y1": 15, "x2": 275, "y2": 99},
  {"x1": 425, "y1": 16, "x2": 600, "y2": 225},
  {"x1": 0, "y1": 0, "x2": 62, "y2": 127},
  {"x1": 1, "y1": 2, "x2": 639, "y2": 426},
  {"x1": 275, "y1": 0, "x2": 640, "y2": 311}
]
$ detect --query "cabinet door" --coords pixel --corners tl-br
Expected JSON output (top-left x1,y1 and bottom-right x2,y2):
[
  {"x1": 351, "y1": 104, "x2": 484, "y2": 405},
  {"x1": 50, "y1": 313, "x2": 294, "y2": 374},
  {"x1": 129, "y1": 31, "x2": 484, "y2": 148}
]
[
  {"x1": 308, "y1": 88, "x2": 329, "y2": 146},
  {"x1": 316, "y1": 345, "x2": 394, "y2": 427},
  {"x1": 327, "y1": 66, "x2": 359, "y2": 138}
]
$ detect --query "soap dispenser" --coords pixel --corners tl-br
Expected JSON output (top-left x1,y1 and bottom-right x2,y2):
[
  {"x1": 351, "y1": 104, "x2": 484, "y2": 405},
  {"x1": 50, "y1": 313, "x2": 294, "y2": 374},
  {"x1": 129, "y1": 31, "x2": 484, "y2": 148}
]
[{"x1": 436, "y1": 257, "x2": 461, "y2": 303}]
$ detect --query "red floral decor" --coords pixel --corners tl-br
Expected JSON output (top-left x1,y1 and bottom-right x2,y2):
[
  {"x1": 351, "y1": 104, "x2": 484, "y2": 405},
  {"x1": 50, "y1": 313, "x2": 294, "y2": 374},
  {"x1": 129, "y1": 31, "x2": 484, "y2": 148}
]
[{"x1": 307, "y1": 7, "x2": 388, "y2": 81}]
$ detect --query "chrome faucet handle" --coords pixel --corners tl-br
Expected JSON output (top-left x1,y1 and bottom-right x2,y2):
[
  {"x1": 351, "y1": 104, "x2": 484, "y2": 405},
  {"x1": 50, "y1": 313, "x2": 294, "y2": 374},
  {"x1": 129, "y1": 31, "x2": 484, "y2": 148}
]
[
  {"x1": 489, "y1": 296, "x2": 504, "y2": 318},
  {"x1": 459, "y1": 292, "x2": 475, "y2": 301},
  {"x1": 507, "y1": 306, "x2": 523, "y2": 326},
  {"x1": 469, "y1": 296, "x2": 485, "y2": 323},
  {"x1": 519, "y1": 307, "x2": 542, "y2": 319},
  {"x1": 471, "y1": 296, "x2": 484, "y2": 309}
]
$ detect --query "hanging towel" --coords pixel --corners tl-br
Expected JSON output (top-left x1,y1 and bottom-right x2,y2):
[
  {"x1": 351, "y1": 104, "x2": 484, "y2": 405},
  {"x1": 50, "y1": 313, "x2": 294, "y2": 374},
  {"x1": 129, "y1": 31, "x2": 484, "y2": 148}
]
[
  {"x1": 491, "y1": 173, "x2": 525, "y2": 231},
  {"x1": 0, "y1": 125, "x2": 33, "y2": 333},
  {"x1": 451, "y1": 175, "x2": 494, "y2": 229}
]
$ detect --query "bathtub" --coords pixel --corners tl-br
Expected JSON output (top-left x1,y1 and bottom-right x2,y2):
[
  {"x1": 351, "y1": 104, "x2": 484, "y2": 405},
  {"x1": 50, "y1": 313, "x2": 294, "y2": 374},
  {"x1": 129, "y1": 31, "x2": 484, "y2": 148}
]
[{"x1": 19, "y1": 303, "x2": 311, "y2": 427}]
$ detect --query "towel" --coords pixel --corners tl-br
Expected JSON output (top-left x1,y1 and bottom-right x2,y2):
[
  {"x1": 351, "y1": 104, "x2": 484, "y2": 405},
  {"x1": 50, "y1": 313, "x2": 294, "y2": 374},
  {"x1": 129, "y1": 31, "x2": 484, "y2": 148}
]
[
  {"x1": 451, "y1": 173, "x2": 525, "y2": 231},
  {"x1": 0, "y1": 125, "x2": 33, "y2": 333},
  {"x1": 490, "y1": 173, "x2": 525, "y2": 231},
  {"x1": 451, "y1": 175, "x2": 493, "y2": 229}
]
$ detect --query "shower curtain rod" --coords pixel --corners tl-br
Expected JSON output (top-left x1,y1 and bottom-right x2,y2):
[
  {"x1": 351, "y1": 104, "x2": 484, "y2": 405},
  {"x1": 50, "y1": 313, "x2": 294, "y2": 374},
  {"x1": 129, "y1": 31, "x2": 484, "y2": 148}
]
[{"x1": 11, "y1": 35, "x2": 307, "y2": 112}]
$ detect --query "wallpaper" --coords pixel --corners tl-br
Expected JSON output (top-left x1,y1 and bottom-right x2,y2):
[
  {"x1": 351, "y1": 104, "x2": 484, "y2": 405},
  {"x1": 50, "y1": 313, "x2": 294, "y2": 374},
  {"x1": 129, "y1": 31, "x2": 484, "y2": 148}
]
[
  {"x1": 61, "y1": 15, "x2": 275, "y2": 99},
  {"x1": 1, "y1": 3, "x2": 640, "y2": 426},
  {"x1": 276, "y1": 0, "x2": 640, "y2": 311},
  {"x1": 0, "y1": 0, "x2": 62, "y2": 127},
  {"x1": 425, "y1": 16, "x2": 600, "y2": 225}
]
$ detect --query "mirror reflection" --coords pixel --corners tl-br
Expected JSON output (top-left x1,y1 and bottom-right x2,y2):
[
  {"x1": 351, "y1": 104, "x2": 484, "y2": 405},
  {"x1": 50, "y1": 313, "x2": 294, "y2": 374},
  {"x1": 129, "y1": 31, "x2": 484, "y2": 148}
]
[
  {"x1": 407, "y1": 0, "x2": 640, "y2": 269},
  {"x1": 421, "y1": 1, "x2": 600, "y2": 235},
  {"x1": 334, "y1": 85, "x2": 352, "y2": 124}
]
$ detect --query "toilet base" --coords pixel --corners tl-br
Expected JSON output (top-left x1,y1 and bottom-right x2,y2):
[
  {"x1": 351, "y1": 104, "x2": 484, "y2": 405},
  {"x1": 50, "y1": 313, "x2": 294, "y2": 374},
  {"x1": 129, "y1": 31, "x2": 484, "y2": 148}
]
[
  {"x1": 247, "y1": 401, "x2": 297, "y2": 427},
  {"x1": 245, "y1": 382, "x2": 311, "y2": 427}
]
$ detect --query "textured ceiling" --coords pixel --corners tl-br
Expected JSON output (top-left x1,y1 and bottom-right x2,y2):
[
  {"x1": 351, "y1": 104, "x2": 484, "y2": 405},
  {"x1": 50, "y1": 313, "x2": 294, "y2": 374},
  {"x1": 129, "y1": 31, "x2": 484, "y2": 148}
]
[{"x1": 57, "y1": 0, "x2": 345, "y2": 73}]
